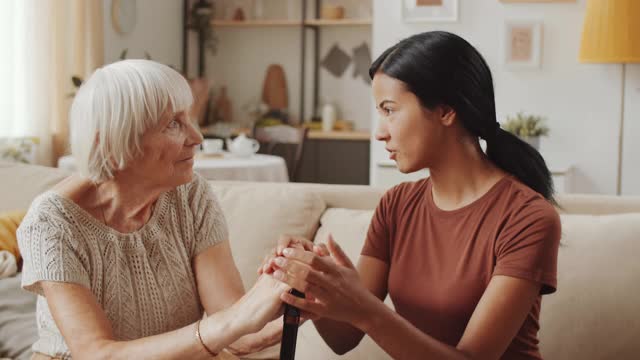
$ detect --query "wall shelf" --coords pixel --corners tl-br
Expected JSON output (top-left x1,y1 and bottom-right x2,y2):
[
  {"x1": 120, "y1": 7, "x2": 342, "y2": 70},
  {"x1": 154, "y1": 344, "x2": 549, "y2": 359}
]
[
  {"x1": 184, "y1": 0, "x2": 372, "y2": 136},
  {"x1": 211, "y1": 20, "x2": 302, "y2": 27},
  {"x1": 308, "y1": 130, "x2": 371, "y2": 141},
  {"x1": 304, "y1": 19, "x2": 372, "y2": 27},
  {"x1": 211, "y1": 19, "x2": 371, "y2": 28}
]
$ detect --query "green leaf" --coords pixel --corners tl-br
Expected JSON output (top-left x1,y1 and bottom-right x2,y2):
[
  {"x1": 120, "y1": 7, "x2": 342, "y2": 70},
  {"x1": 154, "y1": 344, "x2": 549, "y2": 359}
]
[{"x1": 503, "y1": 112, "x2": 550, "y2": 137}]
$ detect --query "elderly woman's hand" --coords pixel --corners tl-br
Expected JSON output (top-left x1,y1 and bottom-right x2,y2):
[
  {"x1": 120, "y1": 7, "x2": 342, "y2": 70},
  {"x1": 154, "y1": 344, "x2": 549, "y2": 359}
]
[
  {"x1": 228, "y1": 274, "x2": 290, "y2": 334},
  {"x1": 270, "y1": 235, "x2": 377, "y2": 329},
  {"x1": 226, "y1": 319, "x2": 282, "y2": 356},
  {"x1": 258, "y1": 235, "x2": 329, "y2": 275}
]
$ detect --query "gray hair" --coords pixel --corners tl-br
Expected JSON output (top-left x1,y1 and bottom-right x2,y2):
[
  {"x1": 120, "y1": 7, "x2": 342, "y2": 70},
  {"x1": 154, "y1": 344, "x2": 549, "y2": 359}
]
[{"x1": 70, "y1": 59, "x2": 193, "y2": 182}]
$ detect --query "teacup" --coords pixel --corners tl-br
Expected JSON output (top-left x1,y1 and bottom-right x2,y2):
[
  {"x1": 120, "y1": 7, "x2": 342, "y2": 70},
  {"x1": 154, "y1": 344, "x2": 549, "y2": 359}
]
[{"x1": 202, "y1": 139, "x2": 224, "y2": 154}]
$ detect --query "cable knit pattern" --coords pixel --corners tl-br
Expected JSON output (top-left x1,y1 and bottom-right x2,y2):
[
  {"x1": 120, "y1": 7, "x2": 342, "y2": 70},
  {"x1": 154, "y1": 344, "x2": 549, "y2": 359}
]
[{"x1": 17, "y1": 173, "x2": 228, "y2": 359}]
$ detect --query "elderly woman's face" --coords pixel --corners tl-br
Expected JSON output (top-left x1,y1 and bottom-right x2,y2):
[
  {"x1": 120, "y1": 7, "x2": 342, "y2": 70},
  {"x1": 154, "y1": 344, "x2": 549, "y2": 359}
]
[{"x1": 127, "y1": 109, "x2": 203, "y2": 188}]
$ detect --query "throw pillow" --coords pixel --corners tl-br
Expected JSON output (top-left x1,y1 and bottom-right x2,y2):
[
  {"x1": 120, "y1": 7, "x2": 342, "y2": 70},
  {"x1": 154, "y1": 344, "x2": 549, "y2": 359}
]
[
  {"x1": 313, "y1": 208, "x2": 374, "y2": 262},
  {"x1": 0, "y1": 210, "x2": 26, "y2": 262},
  {"x1": 210, "y1": 183, "x2": 326, "y2": 288}
]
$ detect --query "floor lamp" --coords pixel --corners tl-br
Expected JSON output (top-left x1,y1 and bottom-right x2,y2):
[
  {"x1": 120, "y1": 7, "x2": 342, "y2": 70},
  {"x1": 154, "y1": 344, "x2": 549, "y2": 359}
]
[{"x1": 579, "y1": 0, "x2": 640, "y2": 195}]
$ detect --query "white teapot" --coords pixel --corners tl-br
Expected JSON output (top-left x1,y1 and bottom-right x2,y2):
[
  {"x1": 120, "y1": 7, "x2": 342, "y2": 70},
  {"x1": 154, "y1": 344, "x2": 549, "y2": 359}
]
[{"x1": 225, "y1": 134, "x2": 260, "y2": 158}]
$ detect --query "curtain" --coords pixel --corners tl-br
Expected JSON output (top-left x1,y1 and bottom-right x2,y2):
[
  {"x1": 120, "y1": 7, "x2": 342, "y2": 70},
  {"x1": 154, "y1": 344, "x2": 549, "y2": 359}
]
[{"x1": 0, "y1": 0, "x2": 103, "y2": 166}]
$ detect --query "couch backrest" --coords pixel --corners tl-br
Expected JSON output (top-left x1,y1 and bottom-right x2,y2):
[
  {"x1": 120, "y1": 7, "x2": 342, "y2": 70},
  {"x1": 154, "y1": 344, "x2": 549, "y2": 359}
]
[
  {"x1": 0, "y1": 161, "x2": 69, "y2": 212},
  {"x1": 556, "y1": 193, "x2": 640, "y2": 215},
  {"x1": 212, "y1": 181, "x2": 640, "y2": 216},
  {"x1": 210, "y1": 181, "x2": 386, "y2": 210},
  {"x1": 4, "y1": 161, "x2": 640, "y2": 217}
]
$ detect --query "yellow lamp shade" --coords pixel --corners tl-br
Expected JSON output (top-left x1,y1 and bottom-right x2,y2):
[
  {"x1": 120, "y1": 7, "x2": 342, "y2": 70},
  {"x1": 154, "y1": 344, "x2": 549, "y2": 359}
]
[{"x1": 580, "y1": 0, "x2": 640, "y2": 63}]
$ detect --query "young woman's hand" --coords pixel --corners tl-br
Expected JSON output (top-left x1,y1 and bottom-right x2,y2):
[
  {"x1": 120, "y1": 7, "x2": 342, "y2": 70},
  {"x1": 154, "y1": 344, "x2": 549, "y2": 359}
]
[
  {"x1": 258, "y1": 234, "x2": 329, "y2": 275},
  {"x1": 270, "y1": 235, "x2": 377, "y2": 329}
]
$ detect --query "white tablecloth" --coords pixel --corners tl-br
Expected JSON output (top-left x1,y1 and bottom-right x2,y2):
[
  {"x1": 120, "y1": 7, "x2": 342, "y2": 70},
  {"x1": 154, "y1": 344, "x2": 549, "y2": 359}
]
[
  {"x1": 57, "y1": 153, "x2": 289, "y2": 182},
  {"x1": 193, "y1": 153, "x2": 288, "y2": 182}
]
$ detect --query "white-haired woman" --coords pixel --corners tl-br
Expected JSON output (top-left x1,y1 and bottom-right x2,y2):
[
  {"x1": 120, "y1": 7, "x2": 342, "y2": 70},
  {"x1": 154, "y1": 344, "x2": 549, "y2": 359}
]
[{"x1": 18, "y1": 60, "x2": 288, "y2": 360}]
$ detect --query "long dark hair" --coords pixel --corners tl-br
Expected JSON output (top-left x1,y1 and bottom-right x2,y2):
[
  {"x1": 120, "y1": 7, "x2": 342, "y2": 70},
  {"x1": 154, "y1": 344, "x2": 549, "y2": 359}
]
[{"x1": 370, "y1": 31, "x2": 555, "y2": 202}]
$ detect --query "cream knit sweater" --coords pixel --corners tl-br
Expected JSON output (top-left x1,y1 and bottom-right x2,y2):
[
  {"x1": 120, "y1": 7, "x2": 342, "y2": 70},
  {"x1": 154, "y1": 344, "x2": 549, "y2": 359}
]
[{"x1": 18, "y1": 173, "x2": 228, "y2": 359}]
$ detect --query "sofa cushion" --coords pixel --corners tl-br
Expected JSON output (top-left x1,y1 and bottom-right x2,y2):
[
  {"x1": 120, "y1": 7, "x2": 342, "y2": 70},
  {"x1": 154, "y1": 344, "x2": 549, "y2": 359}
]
[
  {"x1": 313, "y1": 208, "x2": 374, "y2": 261},
  {"x1": 298, "y1": 209, "x2": 391, "y2": 359},
  {"x1": 210, "y1": 183, "x2": 326, "y2": 288},
  {"x1": 539, "y1": 213, "x2": 640, "y2": 359}
]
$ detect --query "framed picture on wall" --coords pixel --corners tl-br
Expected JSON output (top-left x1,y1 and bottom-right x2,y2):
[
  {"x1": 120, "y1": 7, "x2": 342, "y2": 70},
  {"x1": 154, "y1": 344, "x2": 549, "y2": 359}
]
[
  {"x1": 502, "y1": 20, "x2": 542, "y2": 69},
  {"x1": 402, "y1": 0, "x2": 458, "y2": 23}
]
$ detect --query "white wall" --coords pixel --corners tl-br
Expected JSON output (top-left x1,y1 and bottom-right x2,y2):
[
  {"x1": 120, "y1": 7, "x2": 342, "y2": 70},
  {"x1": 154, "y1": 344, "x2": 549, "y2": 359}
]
[
  {"x1": 370, "y1": 0, "x2": 640, "y2": 195},
  {"x1": 621, "y1": 65, "x2": 640, "y2": 195},
  {"x1": 103, "y1": 0, "x2": 183, "y2": 68}
]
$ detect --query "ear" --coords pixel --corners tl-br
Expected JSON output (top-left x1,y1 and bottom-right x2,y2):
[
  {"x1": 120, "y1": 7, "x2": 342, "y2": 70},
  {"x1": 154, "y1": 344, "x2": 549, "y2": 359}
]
[{"x1": 439, "y1": 105, "x2": 457, "y2": 127}]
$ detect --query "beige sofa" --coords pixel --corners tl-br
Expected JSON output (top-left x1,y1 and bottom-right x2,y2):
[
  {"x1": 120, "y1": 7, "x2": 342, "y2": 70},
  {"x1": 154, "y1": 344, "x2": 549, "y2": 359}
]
[{"x1": 1, "y1": 161, "x2": 640, "y2": 359}]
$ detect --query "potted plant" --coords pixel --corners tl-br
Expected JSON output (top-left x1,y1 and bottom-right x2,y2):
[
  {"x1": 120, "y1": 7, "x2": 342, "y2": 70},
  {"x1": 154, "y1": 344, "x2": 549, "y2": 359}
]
[{"x1": 503, "y1": 112, "x2": 550, "y2": 150}]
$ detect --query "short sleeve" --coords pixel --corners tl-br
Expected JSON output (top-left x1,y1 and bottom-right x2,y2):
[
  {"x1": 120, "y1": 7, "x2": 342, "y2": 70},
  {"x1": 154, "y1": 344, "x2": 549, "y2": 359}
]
[
  {"x1": 18, "y1": 218, "x2": 90, "y2": 296},
  {"x1": 188, "y1": 173, "x2": 229, "y2": 257},
  {"x1": 493, "y1": 200, "x2": 561, "y2": 294},
  {"x1": 361, "y1": 189, "x2": 394, "y2": 263}
]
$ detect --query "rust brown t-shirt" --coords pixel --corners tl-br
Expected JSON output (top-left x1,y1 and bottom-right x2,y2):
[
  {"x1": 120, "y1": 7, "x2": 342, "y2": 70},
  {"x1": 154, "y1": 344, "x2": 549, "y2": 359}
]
[{"x1": 362, "y1": 176, "x2": 561, "y2": 360}]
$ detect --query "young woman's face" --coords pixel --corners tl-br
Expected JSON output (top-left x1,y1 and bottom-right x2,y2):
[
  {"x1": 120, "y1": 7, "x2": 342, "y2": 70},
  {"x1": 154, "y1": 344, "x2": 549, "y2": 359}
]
[
  {"x1": 372, "y1": 72, "x2": 448, "y2": 173},
  {"x1": 125, "y1": 109, "x2": 203, "y2": 188}
]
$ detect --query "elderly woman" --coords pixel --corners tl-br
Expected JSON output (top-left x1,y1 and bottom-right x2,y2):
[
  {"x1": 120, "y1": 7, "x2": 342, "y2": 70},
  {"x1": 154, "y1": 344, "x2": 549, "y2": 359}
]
[{"x1": 18, "y1": 60, "x2": 287, "y2": 359}]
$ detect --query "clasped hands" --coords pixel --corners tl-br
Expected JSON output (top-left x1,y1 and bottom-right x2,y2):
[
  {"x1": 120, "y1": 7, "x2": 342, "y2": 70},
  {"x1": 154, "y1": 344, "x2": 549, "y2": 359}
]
[
  {"x1": 258, "y1": 234, "x2": 374, "y2": 329},
  {"x1": 227, "y1": 234, "x2": 373, "y2": 355}
]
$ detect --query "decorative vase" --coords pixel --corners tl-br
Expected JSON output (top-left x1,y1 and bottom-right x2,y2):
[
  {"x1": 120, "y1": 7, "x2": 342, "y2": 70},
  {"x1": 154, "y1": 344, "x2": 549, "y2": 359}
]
[
  {"x1": 322, "y1": 103, "x2": 336, "y2": 132},
  {"x1": 521, "y1": 136, "x2": 540, "y2": 150},
  {"x1": 214, "y1": 86, "x2": 233, "y2": 123}
]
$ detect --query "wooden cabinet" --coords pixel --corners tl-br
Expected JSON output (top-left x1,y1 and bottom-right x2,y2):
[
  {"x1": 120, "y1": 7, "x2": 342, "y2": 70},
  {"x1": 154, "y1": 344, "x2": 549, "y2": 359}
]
[{"x1": 298, "y1": 132, "x2": 370, "y2": 185}]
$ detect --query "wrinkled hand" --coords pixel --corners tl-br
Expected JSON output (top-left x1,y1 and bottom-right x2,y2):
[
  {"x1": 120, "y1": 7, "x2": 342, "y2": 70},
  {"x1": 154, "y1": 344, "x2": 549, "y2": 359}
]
[
  {"x1": 233, "y1": 274, "x2": 290, "y2": 333},
  {"x1": 258, "y1": 235, "x2": 329, "y2": 275},
  {"x1": 270, "y1": 235, "x2": 375, "y2": 328},
  {"x1": 227, "y1": 319, "x2": 283, "y2": 356}
]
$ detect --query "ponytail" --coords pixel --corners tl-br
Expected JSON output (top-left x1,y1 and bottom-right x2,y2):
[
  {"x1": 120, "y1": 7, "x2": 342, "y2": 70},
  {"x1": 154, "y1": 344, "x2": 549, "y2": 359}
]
[{"x1": 486, "y1": 128, "x2": 555, "y2": 203}]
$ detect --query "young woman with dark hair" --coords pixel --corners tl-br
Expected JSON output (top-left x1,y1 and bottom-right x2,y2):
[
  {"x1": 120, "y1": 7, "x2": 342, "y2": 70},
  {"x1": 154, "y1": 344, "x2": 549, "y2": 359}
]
[{"x1": 262, "y1": 31, "x2": 561, "y2": 359}]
